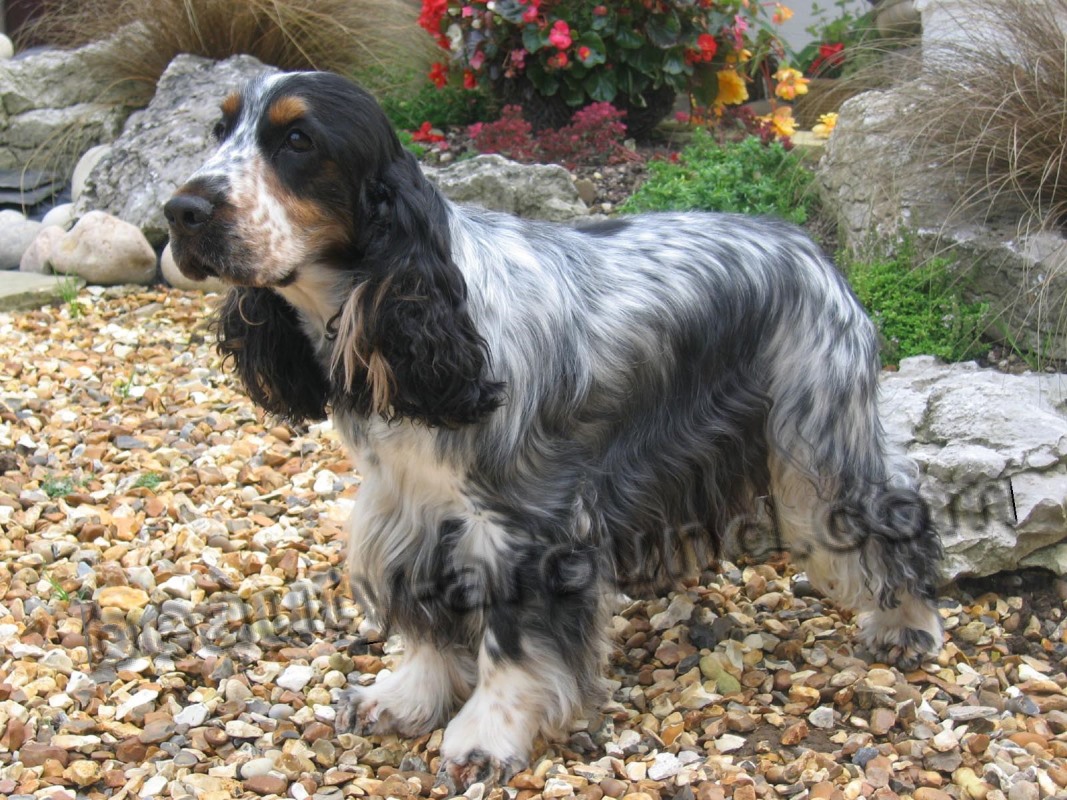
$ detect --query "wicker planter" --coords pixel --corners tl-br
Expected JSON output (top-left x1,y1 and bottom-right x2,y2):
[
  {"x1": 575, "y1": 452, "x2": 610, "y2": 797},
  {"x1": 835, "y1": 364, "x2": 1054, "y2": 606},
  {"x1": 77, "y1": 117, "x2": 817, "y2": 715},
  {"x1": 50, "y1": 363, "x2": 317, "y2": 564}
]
[{"x1": 494, "y1": 79, "x2": 676, "y2": 141}]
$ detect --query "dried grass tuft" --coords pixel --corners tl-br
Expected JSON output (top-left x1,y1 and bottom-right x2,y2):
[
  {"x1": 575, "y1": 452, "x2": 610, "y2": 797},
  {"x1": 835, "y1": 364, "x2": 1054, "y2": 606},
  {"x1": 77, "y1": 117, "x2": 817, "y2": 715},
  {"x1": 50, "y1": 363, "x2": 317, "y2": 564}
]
[
  {"x1": 897, "y1": 0, "x2": 1067, "y2": 229},
  {"x1": 22, "y1": 0, "x2": 433, "y2": 97}
]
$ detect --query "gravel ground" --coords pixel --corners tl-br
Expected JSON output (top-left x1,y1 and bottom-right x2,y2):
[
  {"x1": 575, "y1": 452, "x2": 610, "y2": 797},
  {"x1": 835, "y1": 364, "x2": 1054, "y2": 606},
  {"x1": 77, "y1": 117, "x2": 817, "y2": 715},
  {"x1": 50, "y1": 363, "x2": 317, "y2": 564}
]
[{"x1": 1, "y1": 287, "x2": 1067, "y2": 800}]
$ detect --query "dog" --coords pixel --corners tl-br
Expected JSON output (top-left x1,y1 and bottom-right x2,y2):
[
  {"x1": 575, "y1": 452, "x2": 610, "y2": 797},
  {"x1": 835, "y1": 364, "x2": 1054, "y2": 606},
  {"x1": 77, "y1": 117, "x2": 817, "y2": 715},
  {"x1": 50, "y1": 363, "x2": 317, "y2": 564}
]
[{"x1": 165, "y1": 71, "x2": 943, "y2": 789}]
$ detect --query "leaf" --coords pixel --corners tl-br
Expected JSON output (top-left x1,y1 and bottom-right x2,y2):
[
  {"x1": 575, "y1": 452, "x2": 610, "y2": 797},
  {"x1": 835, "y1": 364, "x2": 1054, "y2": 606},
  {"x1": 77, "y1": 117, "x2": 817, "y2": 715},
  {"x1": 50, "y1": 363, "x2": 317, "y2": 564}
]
[
  {"x1": 522, "y1": 25, "x2": 547, "y2": 54},
  {"x1": 690, "y1": 62, "x2": 718, "y2": 106},
  {"x1": 577, "y1": 32, "x2": 607, "y2": 66},
  {"x1": 493, "y1": 0, "x2": 530, "y2": 25},
  {"x1": 661, "y1": 50, "x2": 688, "y2": 75},
  {"x1": 646, "y1": 11, "x2": 682, "y2": 48},
  {"x1": 614, "y1": 27, "x2": 644, "y2": 49},
  {"x1": 584, "y1": 71, "x2": 618, "y2": 103},
  {"x1": 560, "y1": 79, "x2": 587, "y2": 106}
]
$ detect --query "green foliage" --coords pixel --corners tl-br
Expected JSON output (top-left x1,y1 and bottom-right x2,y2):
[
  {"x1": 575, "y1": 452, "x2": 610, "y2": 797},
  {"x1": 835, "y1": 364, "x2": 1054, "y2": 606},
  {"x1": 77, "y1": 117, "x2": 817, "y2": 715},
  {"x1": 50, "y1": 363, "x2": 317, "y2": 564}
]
[
  {"x1": 375, "y1": 78, "x2": 491, "y2": 131},
  {"x1": 42, "y1": 476, "x2": 75, "y2": 498},
  {"x1": 621, "y1": 132, "x2": 814, "y2": 224},
  {"x1": 396, "y1": 130, "x2": 427, "y2": 159},
  {"x1": 58, "y1": 275, "x2": 85, "y2": 319},
  {"x1": 134, "y1": 472, "x2": 165, "y2": 490},
  {"x1": 843, "y1": 240, "x2": 989, "y2": 365},
  {"x1": 792, "y1": 0, "x2": 877, "y2": 77}
]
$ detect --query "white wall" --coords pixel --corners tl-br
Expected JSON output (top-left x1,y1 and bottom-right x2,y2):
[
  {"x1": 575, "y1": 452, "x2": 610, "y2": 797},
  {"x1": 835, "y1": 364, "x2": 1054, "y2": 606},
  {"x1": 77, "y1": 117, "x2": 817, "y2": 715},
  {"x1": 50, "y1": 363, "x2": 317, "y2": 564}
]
[{"x1": 774, "y1": 0, "x2": 873, "y2": 56}]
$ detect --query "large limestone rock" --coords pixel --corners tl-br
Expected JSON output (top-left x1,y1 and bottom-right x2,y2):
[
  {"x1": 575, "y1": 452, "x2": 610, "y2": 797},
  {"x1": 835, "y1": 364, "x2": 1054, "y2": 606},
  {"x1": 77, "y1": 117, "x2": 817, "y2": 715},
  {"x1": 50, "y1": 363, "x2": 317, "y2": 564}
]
[
  {"x1": 75, "y1": 55, "x2": 278, "y2": 245},
  {"x1": 819, "y1": 88, "x2": 1067, "y2": 359},
  {"x1": 50, "y1": 211, "x2": 157, "y2": 285},
  {"x1": 882, "y1": 357, "x2": 1067, "y2": 580},
  {"x1": 0, "y1": 39, "x2": 139, "y2": 174},
  {"x1": 424, "y1": 155, "x2": 588, "y2": 222},
  {"x1": 0, "y1": 210, "x2": 43, "y2": 270}
]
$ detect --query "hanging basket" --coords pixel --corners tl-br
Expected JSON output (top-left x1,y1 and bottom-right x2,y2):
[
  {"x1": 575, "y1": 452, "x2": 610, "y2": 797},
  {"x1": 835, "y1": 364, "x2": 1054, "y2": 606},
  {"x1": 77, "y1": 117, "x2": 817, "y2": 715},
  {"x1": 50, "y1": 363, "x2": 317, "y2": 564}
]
[{"x1": 493, "y1": 79, "x2": 677, "y2": 141}]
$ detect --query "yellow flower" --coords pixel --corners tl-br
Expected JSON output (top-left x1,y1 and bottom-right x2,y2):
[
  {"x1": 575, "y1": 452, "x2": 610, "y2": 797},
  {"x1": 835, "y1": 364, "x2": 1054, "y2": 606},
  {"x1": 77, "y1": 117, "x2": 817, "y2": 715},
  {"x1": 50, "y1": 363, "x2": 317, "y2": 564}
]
[
  {"x1": 772, "y1": 4, "x2": 794, "y2": 24},
  {"x1": 812, "y1": 112, "x2": 838, "y2": 139},
  {"x1": 724, "y1": 49, "x2": 753, "y2": 66},
  {"x1": 761, "y1": 105, "x2": 796, "y2": 138},
  {"x1": 773, "y1": 67, "x2": 810, "y2": 101},
  {"x1": 716, "y1": 69, "x2": 749, "y2": 107}
]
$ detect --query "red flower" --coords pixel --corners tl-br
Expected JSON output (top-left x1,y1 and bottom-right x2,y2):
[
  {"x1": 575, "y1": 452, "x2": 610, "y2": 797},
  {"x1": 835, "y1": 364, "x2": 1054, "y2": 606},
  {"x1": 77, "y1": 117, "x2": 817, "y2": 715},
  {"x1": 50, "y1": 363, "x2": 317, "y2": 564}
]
[
  {"x1": 548, "y1": 20, "x2": 572, "y2": 50},
  {"x1": 697, "y1": 33, "x2": 718, "y2": 59},
  {"x1": 686, "y1": 32, "x2": 718, "y2": 64},
  {"x1": 418, "y1": 0, "x2": 448, "y2": 35},
  {"x1": 547, "y1": 51, "x2": 569, "y2": 69},
  {"x1": 810, "y1": 42, "x2": 845, "y2": 75},
  {"x1": 428, "y1": 62, "x2": 448, "y2": 88},
  {"x1": 577, "y1": 45, "x2": 592, "y2": 62},
  {"x1": 593, "y1": 4, "x2": 608, "y2": 14},
  {"x1": 463, "y1": 70, "x2": 478, "y2": 89},
  {"x1": 411, "y1": 122, "x2": 446, "y2": 143}
]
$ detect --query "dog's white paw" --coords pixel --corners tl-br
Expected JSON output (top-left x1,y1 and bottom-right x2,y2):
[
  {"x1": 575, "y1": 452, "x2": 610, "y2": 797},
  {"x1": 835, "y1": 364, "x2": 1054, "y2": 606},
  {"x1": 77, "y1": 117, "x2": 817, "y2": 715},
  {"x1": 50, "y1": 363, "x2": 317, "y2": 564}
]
[
  {"x1": 436, "y1": 750, "x2": 526, "y2": 793},
  {"x1": 335, "y1": 650, "x2": 465, "y2": 737},
  {"x1": 857, "y1": 595, "x2": 943, "y2": 670}
]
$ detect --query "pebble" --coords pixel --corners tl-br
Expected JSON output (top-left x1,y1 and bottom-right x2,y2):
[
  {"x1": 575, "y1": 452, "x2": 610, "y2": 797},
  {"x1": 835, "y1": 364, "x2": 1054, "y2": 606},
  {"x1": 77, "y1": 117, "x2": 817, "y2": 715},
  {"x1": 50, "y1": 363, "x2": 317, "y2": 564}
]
[
  {"x1": 0, "y1": 290, "x2": 1064, "y2": 800},
  {"x1": 808, "y1": 706, "x2": 835, "y2": 729},
  {"x1": 277, "y1": 664, "x2": 315, "y2": 692}
]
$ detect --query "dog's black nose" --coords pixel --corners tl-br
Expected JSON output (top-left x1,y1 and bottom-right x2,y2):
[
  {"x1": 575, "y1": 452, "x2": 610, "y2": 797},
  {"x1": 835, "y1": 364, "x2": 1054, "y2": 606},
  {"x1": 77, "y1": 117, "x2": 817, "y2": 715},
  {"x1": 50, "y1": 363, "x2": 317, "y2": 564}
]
[{"x1": 164, "y1": 194, "x2": 214, "y2": 234}]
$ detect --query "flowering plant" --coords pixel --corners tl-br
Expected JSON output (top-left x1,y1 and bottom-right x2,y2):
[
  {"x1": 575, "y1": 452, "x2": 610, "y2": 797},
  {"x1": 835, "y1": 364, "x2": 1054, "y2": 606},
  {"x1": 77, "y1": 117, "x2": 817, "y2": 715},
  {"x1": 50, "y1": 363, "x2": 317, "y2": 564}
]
[{"x1": 420, "y1": 0, "x2": 789, "y2": 114}]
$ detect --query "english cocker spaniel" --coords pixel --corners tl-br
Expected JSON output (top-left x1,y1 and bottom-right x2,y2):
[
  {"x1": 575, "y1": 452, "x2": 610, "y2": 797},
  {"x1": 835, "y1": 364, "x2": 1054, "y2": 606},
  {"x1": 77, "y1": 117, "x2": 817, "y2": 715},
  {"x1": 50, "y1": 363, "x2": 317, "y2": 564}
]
[{"x1": 165, "y1": 71, "x2": 943, "y2": 789}]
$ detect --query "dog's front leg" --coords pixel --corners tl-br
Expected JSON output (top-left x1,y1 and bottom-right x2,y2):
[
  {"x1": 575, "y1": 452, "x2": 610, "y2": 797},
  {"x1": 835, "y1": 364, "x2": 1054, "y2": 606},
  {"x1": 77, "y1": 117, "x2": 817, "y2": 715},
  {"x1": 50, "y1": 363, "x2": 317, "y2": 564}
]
[
  {"x1": 336, "y1": 640, "x2": 475, "y2": 736},
  {"x1": 436, "y1": 545, "x2": 609, "y2": 792}
]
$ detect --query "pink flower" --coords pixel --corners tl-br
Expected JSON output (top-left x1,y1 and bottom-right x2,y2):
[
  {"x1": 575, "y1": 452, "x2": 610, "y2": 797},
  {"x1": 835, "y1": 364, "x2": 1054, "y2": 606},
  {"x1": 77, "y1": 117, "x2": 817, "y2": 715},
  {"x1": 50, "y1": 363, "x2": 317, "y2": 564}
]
[
  {"x1": 470, "y1": 49, "x2": 486, "y2": 70},
  {"x1": 522, "y1": 1, "x2": 539, "y2": 23},
  {"x1": 461, "y1": 5, "x2": 473, "y2": 17},
  {"x1": 548, "y1": 20, "x2": 572, "y2": 50}
]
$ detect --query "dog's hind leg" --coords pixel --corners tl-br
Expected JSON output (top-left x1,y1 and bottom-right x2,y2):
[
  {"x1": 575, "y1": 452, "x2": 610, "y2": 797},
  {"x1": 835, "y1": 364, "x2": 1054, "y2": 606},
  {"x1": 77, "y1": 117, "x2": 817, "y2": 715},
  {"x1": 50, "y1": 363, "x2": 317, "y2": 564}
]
[{"x1": 766, "y1": 321, "x2": 943, "y2": 669}]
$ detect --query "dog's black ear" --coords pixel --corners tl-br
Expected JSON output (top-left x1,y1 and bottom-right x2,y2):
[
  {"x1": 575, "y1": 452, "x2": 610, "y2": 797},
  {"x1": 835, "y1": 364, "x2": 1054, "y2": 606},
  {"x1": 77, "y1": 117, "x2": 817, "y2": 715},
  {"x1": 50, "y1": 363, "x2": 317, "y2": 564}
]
[
  {"x1": 216, "y1": 287, "x2": 330, "y2": 424},
  {"x1": 333, "y1": 151, "x2": 504, "y2": 427}
]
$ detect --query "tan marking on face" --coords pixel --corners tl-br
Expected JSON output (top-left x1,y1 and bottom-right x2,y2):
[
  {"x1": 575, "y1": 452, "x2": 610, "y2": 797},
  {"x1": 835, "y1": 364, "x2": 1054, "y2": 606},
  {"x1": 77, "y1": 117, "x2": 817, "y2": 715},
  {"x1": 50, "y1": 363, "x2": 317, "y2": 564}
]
[
  {"x1": 268, "y1": 94, "x2": 310, "y2": 128},
  {"x1": 220, "y1": 91, "x2": 241, "y2": 118}
]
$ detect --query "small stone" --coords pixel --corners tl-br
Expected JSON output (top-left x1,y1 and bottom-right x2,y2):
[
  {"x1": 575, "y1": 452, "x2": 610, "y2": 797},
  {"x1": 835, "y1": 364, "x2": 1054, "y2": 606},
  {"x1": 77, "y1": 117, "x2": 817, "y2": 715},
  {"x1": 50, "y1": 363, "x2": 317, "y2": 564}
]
[
  {"x1": 715, "y1": 734, "x2": 746, "y2": 753},
  {"x1": 808, "y1": 706, "x2": 834, "y2": 729},
  {"x1": 277, "y1": 664, "x2": 315, "y2": 692},
  {"x1": 913, "y1": 790, "x2": 952, "y2": 800},
  {"x1": 97, "y1": 586, "x2": 150, "y2": 611},
  {"x1": 244, "y1": 774, "x2": 290, "y2": 795},
  {"x1": 781, "y1": 721, "x2": 808, "y2": 746},
  {"x1": 544, "y1": 778, "x2": 576, "y2": 798},
  {"x1": 869, "y1": 708, "x2": 897, "y2": 735},
  {"x1": 175, "y1": 703, "x2": 209, "y2": 728},
  {"x1": 647, "y1": 752, "x2": 683, "y2": 781},
  {"x1": 62, "y1": 759, "x2": 101, "y2": 788},
  {"x1": 225, "y1": 720, "x2": 264, "y2": 738}
]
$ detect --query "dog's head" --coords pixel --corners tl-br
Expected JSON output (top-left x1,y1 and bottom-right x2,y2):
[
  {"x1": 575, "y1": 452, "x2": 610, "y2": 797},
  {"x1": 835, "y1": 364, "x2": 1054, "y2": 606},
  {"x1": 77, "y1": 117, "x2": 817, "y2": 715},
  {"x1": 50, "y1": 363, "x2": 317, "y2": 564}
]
[
  {"x1": 164, "y1": 71, "x2": 398, "y2": 286},
  {"x1": 165, "y1": 72, "x2": 503, "y2": 427}
]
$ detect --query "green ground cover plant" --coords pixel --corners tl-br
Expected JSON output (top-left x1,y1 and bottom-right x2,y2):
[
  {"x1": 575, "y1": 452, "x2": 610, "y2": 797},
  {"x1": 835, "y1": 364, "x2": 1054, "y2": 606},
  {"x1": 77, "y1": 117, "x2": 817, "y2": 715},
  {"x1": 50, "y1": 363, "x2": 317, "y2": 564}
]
[
  {"x1": 621, "y1": 131, "x2": 813, "y2": 224},
  {"x1": 843, "y1": 239, "x2": 989, "y2": 366}
]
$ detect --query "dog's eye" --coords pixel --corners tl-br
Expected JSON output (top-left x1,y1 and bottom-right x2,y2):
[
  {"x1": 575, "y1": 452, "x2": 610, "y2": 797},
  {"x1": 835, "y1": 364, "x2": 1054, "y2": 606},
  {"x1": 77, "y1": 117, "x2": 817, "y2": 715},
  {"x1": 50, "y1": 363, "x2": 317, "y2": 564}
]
[
  {"x1": 285, "y1": 128, "x2": 314, "y2": 153},
  {"x1": 212, "y1": 121, "x2": 227, "y2": 141}
]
